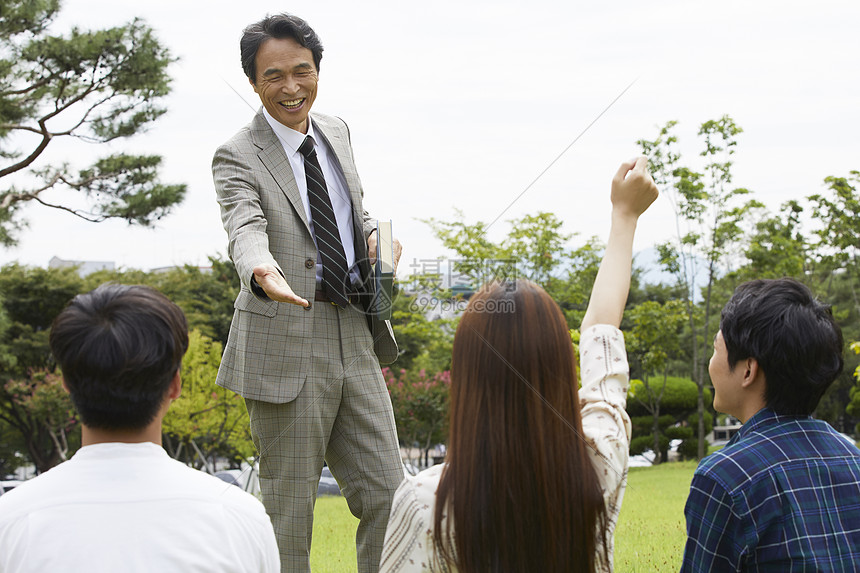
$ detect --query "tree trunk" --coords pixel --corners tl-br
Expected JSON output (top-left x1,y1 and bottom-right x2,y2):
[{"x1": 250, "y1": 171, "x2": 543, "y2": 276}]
[
  {"x1": 27, "y1": 432, "x2": 60, "y2": 474},
  {"x1": 698, "y1": 259, "x2": 717, "y2": 459},
  {"x1": 687, "y1": 303, "x2": 706, "y2": 460},
  {"x1": 47, "y1": 427, "x2": 69, "y2": 463}
]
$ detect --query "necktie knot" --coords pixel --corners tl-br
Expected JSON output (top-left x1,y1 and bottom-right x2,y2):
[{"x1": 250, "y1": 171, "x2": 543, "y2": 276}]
[{"x1": 298, "y1": 136, "x2": 316, "y2": 159}]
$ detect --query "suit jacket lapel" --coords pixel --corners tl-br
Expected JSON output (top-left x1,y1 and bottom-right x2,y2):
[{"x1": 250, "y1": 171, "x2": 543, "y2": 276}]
[
  {"x1": 313, "y1": 115, "x2": 364, "y2": 213},
  {"x1": 250, "y1": 111, "x2": 312, "y2": 238}
]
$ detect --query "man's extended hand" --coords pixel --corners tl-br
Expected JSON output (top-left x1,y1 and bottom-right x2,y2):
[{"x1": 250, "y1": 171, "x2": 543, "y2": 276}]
[
  {"x1": 367, "y1": 230, "x2": 403, "y2": 274},
  {"x1": 253, "y1": 264, "x2": 309, "y2": 307}
]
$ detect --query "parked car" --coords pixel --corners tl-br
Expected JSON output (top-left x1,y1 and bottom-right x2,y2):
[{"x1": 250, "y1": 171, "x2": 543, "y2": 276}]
[
  {"x1": 210, "y1": 464, "x2": 345, "y2": 498},
  {"x1": 214, "y1": 470, "x2": 244, "y2": 487},
  {"x1": 317, "y1": 466, "x2": 341, "y2": 496},
  {"x1": 211, "y1": 463, "x2": 260, "y2": 497},
  {"x1": 0, "y1": 480, "x2": 23, "y2": 496},
  {"x1": 317, "y1": 462, "x2": 422, "y2": 496}
]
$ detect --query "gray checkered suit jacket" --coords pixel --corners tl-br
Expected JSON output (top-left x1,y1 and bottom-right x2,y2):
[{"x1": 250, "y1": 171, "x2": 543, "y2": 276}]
[{"x1": 213, "y1": 110, "x2": 397, "y2": 404}]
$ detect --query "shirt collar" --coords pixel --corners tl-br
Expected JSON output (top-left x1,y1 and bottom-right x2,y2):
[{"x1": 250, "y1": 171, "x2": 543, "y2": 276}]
[
  {"x1": 72, "y1": 441, "x2": 167, "y2": 460},
  {"x1": 261, "y1": 107, "x2": 317, "y2": 156},
  {"x1": 729, "y1": 407, "x2": 811, "y2": 446}
]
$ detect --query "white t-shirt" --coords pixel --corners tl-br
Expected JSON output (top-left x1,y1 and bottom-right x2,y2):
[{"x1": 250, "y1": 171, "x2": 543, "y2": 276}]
[
  {"x1": 0, "y1": 442, "x2": 280, "y2": 573},
  {"x1": 380, "y1": 324, "x2": 631, "y2": 573}
]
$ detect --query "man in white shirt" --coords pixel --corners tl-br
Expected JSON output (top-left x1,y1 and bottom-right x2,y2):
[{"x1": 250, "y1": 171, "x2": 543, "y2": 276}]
[{"x1": 0, "y1": 284, "x2": 280, "y2": 573}]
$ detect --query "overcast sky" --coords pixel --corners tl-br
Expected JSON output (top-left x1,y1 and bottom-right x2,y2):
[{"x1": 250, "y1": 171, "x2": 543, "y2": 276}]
[{"x1": 2, "y1": 0, "x2": 858, "y2": 279}]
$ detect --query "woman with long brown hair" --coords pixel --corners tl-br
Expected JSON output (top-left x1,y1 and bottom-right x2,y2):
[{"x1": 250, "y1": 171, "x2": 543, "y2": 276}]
[{"x1": 381, "y1": 158, "x2": 658, "y2": 572}]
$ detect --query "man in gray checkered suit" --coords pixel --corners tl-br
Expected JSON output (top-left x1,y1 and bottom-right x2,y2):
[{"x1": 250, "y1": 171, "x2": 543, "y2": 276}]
[{"x1": 213, "y1": 13, "x2": 404, "y2": 573}]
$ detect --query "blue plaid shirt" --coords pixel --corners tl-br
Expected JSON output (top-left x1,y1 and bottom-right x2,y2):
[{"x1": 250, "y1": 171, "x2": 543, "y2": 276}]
[{"x1": 682, "y1": 408, "x2": 860, "y2": 572}]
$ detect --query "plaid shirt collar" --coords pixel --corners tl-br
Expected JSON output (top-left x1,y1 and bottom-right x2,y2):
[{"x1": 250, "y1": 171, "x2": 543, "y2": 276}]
[{"x1": 729, "y1": 407, "x2": 812, "y2": 447}]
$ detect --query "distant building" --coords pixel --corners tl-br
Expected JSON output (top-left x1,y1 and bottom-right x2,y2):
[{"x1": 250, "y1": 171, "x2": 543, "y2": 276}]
[
  {"x1": 48, "y1": 256, "x2": 115, "y2": 277},
  {"x1": 150, "y1": 265, "x2": 212, "y2": 274},
  {"x1": 711, "y1": 416, "x2": 743, "y2": 442},
  {"x1": 47, "y1": 258, "x2": 215, "y2": 277}
]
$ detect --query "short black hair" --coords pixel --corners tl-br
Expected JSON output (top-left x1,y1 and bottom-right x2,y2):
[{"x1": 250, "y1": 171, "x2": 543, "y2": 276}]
[
  {"x1": 240, "y1": 13, "x2": 324, "y2": 83},
  {"x1": 49, "y1": 284, "x2": 189, "y2": 431},
  {"x1": 719, "y1": 278, "x2": 843, "y2": 415}
]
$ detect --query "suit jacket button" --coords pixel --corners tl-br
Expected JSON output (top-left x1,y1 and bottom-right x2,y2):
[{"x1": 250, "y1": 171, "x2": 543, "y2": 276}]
[{"x1": 305, "y1": 258, "x2": 315, "y2": 269}]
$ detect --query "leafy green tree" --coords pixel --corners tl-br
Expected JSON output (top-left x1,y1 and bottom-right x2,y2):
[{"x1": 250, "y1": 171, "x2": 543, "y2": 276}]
[
  {"x1": 846, "y1": 343, "x2": 860, "y2": 432},
  {"x1": 389, "y1": 284, "x2": 455, "y2": 374},
  {"x1": 423, "y1": 210, "x2": 611, "y2": 332},
  {"x1": 1, "y1": 370, "x2": 79, "y2": 473},
  {"x1": 812, "y1": 272, "x2": 860, "y2": 431},
  {"x1": 639, "y1": 122, "x2": 708, "y2": 455},
  {"x1": 84, "y1": 256, "x2": 240, "y2": 347},
  {"x1": 0, "y1": 264, "x2": 83, "y2": 375},
  {"x1": 0, "y1": 0, "x2": 185, "y2": 245},
  {"x1": 499, "y1": 212, "x2": 573, "y2": 289},
  {"x1": 639, "y1": 116, "x2": 760, "y2": 458},
  {"x1": 732, "y1": 200, "x2": 808, "y2": 281},
  {"x1": 0, "y1": 293, "x2": 16, "y2": 374},
  {"x1": 0, "y1": 264, "x2": 83, "y2": 471},
  {"x1": 162, "y1": 330, "x2": 255, "y2": 470},
  {"x1": 154, "y1": 257, "x2": 240, "y2": 347},
  {"x1": 421, "y1": 210, "x2": 499, "y2": 285},
  {"x1": 0, "y1": 295, "x2": 19, "y2": 476},
  {"x1": 797, "y1": 173, "x2": 860, "y2": 431},
  {"x1": 422, "y1": 211, "x2": 573, "y2": 291},
  {"x1": 0, "y1": 418, "x2": 29, "y2": 476},
  {"x1": 627, "y1": 300, "x2": 686, "y2": 463},
  {"x1": 384, "y1": 367, "x2": 450, "y2": 467},
  {"x1": 808, "y1": 171, "x2": 860, "y2": 314},
  {"x1": 553, "y1": 237, "x2": 605, "y2": 328},
  {"x1": 627, "y1": 377, "x2": 712, "y2": 461}
]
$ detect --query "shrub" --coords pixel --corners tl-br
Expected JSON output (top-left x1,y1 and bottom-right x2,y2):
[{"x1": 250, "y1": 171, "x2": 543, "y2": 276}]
[
  {"x1": 627, "y1": 376, "x2": 714, "y2": 461},
  {"x1": 627, "y1": 376, "x2": 710, "y2": 417},
  {"x1": 677, "y1": 439, "x2": 700, "y2": 460},
  {"x1": 629, "y1": 434, "x2": 670, "y2": 458},
  {"x1": 664, "y1": 425, "x2": 694, "y2": 440},
  {"x1": 687, "y1": 411, "x2": 713, "y2": 434},
  {"x1": 629, "y1": 435, "x2": 653, "y2": 456}
]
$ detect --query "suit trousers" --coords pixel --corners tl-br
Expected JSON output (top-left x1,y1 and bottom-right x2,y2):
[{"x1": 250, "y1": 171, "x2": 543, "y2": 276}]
[{"x1": 245, "y1": 300, "x2": 403, "y2": 573}]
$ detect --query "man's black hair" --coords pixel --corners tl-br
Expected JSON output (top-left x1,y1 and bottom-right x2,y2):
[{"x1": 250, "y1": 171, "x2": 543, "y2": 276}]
[
  {"x1": 240, "y1": 13, "x2": 324, "y2": 83},
  {"x1": 49, "y1": 284, "x2": 189, "y2": 431},
  {"x1": 719, "y1": 278, "x2": 843, "y2": 415}
]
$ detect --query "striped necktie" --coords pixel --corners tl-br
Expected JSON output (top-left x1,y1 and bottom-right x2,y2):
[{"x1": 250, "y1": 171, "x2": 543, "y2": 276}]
[{"x1": 298, "y1": 136, "x2": 350, "y2": 307}]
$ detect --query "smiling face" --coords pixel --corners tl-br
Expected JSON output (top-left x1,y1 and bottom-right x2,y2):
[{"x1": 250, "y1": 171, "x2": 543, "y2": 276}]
[{"x1": 251, "y1": 37, "x2": 318, "y2": 134}]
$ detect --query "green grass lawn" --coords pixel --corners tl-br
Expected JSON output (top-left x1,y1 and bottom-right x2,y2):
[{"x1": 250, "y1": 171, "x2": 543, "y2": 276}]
[
  {"x1": 614, "y1": 460, "x2": 696, "y2": 571},
  {"x1": 310, "y1": 461, "x2": 697, "y2": 572},
  {"x1": 311, "y1": 495, "x2": 359, "y2": 572}
]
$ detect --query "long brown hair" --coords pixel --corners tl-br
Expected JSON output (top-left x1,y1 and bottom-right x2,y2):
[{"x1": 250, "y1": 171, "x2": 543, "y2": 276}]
[{"x1": 434, "y1": 280, "x2": 608, "y2": 572}]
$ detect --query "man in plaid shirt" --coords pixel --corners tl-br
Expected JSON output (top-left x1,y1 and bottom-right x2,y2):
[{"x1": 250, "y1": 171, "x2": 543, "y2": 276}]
[{"x1": 682, "y1": 278, "x2": 860, "y2": 572}]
